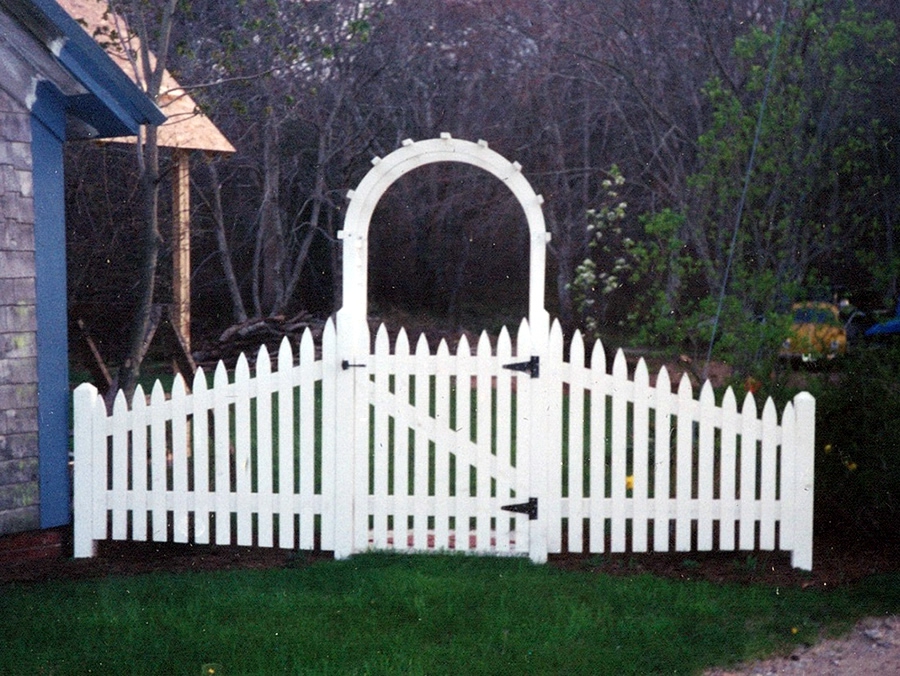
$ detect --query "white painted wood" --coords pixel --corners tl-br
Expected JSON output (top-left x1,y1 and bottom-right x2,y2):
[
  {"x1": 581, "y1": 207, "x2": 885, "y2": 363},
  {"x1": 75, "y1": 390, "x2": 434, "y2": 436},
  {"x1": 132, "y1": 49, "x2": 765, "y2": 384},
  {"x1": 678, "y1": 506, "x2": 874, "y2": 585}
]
[
  {"x1": 110, "y1": 388, "x2": 128, "y2": 540},
  {"x1": 759, "y1": 398, "x2": 778, "y2": 550},
  {"x1": 697, "y1": 381, "x2": 715, "y2": 550},
  {"x1": 171, "y1": 374, "x2": 189, "y2": 543},
  {"x1": 277, "y1": 337, "x2": 295, "y2": 549},
  {"x1": 255, "y1": 345, "x2": 274, "y2": 548},
  {"x1": 519, "y1": 318, "x2": 539, "y2": 560},
  {"x1": 588, "y1": 340, "x2": 607, "y2": 553},
  {"x1": 72, "y1": 311, "x2": 818, "y2": 570},
  {"x1": 319, "y1": 320, "x2": 338, "y2": 551},
  {"x1": 454, "y1": 333, "x2": 474, "y2": 552},
  {"x1": 149, "y1": 382, "x2": 168, "y2": 542},
  {"x1": 632, "y1": 358, "x2": 651, "y2": 552},
  {"x1": 213, "y1": 361, "x2": 231, "y2": 545},
  {"x1": 191, "y1": 368, "x2": 210, "y2": 544},
  {"x1": 675, "y1": 375, "x2": 694, "y2": 551},
  {"x1": 475, "y1": 330, "x2": 493, "y2": 551},
  {"x1": 610, "y1": 349, "x2": 629, "y2": 552},
  {"x1": 298, "y1": 329, "x2": 317, "y2": 550},
  {"x1": 234, "y1": 354, "x2": 253, "y2": 546},
  {"x1": 131, "y1": 385, "x2": 149, "y2": 542},
  {"x1": 652, "y1": 366, "x2": 672, "y2": 552},
  {"x1": 73, "y1": 384, "x2": 98, "y2": 557},
  {"x1": 412, "y1": 332, "x2": 431, "y2": 551},
  {"x1": 719, "y1": 387, "x2": 738, "y2": 551},
  {"x1": 566, "y1": 330, "x2": 586, "y2": 553},
  {"x1": 791, "y1": 393, "x2": 816, "y2": 570},
  {"x1": 495, "y1": 326, "x2": 513, "y2": 553},
  {"x1": 539, "y1": 319, "x2": 561, "y2": 557},
  {"x1": 393, "y1": 328, "x2": 412, "y2": 551},
  {"x1": 372, "y1": 324, "x2": 391, "y2": 549},
  {"x1": 434, "y1": 339, "x2": 452, "y2": 550},
  {"x1": 739, "y1": 393, "x2": 759, "y2": 550}
]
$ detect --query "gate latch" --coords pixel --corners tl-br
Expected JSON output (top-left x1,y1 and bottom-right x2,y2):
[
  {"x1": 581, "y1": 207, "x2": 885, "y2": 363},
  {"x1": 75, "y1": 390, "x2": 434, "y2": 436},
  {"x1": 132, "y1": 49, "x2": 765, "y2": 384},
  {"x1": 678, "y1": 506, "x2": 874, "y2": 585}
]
[
  {"x1": 502, "y1": 356, "x2": 540, "y2": 378},
  {"x1": 501, "y1": 497, "x2": 538, "y2": 520},
  {"x1": 341, "y1": 360, "x2": 366, "y2": 370}
]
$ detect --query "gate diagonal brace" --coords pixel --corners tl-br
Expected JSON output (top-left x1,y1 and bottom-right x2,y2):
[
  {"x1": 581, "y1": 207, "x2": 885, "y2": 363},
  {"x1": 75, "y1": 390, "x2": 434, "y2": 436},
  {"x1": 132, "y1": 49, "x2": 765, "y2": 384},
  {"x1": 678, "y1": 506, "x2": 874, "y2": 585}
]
[
  {"x1": 502, "y1": 355, "x2": 540, "y2": 378},
  {"x1": 501, "y1": 497, "x2": 538, "y2": 520}
]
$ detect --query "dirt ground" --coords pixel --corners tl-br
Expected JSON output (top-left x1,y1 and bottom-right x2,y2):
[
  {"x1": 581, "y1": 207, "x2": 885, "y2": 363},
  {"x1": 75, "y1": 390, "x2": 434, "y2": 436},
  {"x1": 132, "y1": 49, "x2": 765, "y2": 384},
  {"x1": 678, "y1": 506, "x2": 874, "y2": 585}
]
[{"x1": 3, "y1": 532, "x2": 900, "y2": 674}]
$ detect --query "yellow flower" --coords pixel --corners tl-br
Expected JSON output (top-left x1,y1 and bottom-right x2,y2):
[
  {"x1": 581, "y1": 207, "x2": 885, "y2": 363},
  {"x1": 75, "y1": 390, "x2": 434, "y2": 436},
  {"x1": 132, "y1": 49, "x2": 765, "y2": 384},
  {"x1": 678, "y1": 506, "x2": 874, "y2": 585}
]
[
  {"x1": 625, "y1": 475, "x2": 635, "y2": 491},
  {"x1": 791, "y1": 627, "x2": 799, "y2": 635},
  {"x1": 824, "y1": 444, "x2": 832, "y2": 454},
  {"x1": 845, "y1": 461, "x2": 858, "y2": 472}
]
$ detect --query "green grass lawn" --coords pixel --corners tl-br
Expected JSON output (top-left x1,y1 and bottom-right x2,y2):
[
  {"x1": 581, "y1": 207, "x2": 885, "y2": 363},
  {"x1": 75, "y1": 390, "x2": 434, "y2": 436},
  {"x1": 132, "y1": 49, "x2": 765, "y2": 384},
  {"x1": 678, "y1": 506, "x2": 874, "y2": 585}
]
[{"x1": 3, "y1": 553, "x2": 899, "y2": 675}]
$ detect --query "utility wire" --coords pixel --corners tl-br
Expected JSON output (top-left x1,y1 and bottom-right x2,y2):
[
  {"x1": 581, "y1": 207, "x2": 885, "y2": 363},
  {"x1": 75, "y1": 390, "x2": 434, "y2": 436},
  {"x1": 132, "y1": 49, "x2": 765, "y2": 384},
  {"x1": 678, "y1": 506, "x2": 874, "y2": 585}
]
[{"x1": 703, "y1": 0, "x2": 790, "y2": 380}]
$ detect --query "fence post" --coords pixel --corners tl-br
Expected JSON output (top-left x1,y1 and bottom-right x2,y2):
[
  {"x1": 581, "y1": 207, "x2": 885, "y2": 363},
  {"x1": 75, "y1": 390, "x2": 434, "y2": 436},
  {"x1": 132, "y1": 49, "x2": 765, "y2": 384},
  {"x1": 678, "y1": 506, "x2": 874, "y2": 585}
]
[
  {"x1": 791, "y1": 392, "x2": 816, "y2": 570},
  {"x1": 73, "y1": 383, "x2": 98, "y2": 558}
]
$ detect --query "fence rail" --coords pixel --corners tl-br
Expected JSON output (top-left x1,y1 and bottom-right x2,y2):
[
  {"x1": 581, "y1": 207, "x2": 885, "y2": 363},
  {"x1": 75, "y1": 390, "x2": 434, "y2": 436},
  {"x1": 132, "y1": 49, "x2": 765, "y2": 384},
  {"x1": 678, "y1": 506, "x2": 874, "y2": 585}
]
[{"x1": 73, "y1": 318, "x2": 815, "y2": 569}]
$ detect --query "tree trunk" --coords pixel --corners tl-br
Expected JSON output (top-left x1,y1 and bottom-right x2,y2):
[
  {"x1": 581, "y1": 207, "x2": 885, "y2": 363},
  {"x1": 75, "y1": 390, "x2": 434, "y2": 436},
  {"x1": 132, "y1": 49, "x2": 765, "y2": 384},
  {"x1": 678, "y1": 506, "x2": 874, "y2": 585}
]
[
  {"x1": 206, "y1": 155, "x2": 248, "y2": 324},
  {"x1": 117, "y1": 125, "x2": 161, "y2": 401}
]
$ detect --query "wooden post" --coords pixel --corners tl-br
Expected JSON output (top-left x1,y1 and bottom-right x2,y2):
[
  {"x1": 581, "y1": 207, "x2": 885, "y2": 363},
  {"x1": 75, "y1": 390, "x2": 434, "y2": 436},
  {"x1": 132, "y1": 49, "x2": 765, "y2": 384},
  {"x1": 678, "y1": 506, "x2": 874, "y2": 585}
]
[{"x1": 172, "y1": 148, "x2": 191, "y2": 351}]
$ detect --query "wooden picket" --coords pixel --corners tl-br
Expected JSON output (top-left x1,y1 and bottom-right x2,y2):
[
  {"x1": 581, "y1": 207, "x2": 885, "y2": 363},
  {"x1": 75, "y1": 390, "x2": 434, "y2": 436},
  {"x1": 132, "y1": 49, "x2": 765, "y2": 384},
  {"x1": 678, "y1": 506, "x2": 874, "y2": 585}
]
[{"x1": 73, "y1": 318, "x2": 816, "y2": 570}]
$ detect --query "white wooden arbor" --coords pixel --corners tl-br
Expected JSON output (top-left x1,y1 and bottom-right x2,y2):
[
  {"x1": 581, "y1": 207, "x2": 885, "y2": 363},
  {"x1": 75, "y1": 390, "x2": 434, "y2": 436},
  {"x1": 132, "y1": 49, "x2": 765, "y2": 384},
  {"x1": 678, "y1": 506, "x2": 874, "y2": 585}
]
[{"x1": 336, "y1": 133, "x2": 551, "y2": 359}]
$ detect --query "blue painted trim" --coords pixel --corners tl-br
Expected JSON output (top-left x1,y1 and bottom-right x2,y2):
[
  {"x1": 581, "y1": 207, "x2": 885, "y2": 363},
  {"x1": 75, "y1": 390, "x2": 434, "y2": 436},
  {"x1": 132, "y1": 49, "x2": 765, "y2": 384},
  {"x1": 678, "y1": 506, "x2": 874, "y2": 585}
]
[
  {"x1": 32, "y1": 82, "x2": 71, "y2": 528},
  {"x1": 27, "y1": 0, "x2": 165, "y2": 129}
]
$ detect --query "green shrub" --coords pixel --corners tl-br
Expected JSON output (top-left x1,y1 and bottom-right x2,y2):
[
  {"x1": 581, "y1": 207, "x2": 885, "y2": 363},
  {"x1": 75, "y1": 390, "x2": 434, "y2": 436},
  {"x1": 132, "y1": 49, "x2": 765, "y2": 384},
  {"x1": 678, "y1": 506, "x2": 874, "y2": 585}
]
[{"x1": 815, "y1": 342, "x2": 900, "y2": 543}]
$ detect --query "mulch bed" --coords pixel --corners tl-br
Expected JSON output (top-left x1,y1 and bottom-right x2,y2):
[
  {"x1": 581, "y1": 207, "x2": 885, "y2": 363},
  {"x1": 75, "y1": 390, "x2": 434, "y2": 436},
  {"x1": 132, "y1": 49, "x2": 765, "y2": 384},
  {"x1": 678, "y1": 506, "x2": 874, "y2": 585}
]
[{"x1": 1, "y1": 528, "x2": 897, "y2": 588}]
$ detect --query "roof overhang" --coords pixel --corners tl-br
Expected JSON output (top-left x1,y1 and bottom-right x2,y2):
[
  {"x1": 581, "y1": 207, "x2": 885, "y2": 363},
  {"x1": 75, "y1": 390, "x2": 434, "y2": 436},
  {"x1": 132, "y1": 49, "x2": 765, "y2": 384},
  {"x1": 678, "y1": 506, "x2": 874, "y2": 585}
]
[{"x1": 0, "y1": 0, "x2": 164, "y2": 137}]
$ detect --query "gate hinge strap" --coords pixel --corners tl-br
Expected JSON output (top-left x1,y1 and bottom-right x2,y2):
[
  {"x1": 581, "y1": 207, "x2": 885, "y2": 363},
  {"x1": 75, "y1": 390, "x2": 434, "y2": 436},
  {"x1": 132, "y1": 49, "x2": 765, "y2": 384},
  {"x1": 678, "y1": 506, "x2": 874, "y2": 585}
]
[
  {"x1": 502, "y1": 355, "x2": 539, "y2": 378},
  {"x1": 501, "y1": 497, "x2": 538, "y2": 520}
]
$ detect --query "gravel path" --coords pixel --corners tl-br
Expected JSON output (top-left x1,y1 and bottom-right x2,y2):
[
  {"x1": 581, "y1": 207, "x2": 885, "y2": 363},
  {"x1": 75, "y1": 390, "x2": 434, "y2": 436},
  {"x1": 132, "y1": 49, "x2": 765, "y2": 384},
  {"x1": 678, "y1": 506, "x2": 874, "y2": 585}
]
[{"x1": 705, "y1": 616, "x2": 900, "y2": 675}]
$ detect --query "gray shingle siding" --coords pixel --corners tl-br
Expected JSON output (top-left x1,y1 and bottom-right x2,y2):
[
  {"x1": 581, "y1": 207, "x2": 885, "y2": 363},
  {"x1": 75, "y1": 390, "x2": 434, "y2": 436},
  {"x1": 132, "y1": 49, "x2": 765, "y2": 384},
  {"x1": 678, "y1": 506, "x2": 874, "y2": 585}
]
[{"x1": 0, "y1": 85, "x2": 39, "y2": 535}]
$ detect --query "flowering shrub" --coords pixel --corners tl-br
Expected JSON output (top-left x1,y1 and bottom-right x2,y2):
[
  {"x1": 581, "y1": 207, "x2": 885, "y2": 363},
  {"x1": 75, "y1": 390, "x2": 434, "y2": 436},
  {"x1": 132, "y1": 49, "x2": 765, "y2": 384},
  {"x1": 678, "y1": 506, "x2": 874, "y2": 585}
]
[{"x1": 814, "y1": 342, "x2": 900, "y2": 543}]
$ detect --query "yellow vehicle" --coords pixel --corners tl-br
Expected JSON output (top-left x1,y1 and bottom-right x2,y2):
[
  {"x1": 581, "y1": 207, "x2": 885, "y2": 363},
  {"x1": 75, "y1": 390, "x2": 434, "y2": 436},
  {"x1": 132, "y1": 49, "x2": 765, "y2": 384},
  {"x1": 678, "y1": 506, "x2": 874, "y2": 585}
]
[{"x1": 780, "y1": 301, "x2": 847, "y2": 361}]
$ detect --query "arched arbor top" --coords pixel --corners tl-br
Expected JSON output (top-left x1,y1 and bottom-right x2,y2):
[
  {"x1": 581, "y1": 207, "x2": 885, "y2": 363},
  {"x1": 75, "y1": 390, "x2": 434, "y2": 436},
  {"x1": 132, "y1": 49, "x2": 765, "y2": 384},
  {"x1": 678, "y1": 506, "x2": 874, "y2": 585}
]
[{"x1": 337, "y1": 133, "x2": 550, "y2": 352}]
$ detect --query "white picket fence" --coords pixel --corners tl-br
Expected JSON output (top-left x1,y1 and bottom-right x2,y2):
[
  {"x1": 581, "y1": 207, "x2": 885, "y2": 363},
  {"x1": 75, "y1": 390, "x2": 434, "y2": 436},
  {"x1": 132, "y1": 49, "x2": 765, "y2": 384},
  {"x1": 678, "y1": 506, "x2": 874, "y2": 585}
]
[{"x1": 73, "y1": 318, "x2": 816, "y2": 569}]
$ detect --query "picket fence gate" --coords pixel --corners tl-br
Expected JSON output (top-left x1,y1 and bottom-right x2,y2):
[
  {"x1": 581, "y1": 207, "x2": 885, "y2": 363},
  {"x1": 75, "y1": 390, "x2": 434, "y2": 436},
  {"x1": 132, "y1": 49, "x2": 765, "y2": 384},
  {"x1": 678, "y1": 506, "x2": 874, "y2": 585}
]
[
  {"x1": 73, "y1": 317, "x2": 816, "y2": 569},
  {"x1": 71, "y1": 136, "x2": 815, "y2": 569}
]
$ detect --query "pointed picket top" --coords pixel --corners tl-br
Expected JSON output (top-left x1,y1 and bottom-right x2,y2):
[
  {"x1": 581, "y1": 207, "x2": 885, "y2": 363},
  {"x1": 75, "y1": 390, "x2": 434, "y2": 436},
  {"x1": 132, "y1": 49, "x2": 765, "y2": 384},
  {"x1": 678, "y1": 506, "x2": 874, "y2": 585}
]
[
  {"x1": 414, "y1": 331, "x2": 430, "y2": 357},
  {"x1": 457, "y1": 332, "x2": 471, "y2": 357},
  {"x1": 298, "y1": 326, "x2": 314, "y2": 363},
  {"x1": 722, "y1": 385, "x2": 737, "y2": 413},
  {"x1": 612, "y1": 347, "x2": 628, "y2": 380},
  {"x1": 634, "y1": 356, "x2": 649, "y2": 389},
  {"x1": 436, "y1": 336, "x2": 451, "y2": 360},
  {"x1": 516, "y1": 316, "x2": 534, "y2": 357},
  {"x1": 570, "y1": 329, "x2": 585, "y2": 369},
  {"x1": 781, "y1": 398, "x2": 795, "y2": 426},
  {"x1": 762, "y1": 395, "x2": 778, "y2": 424},
  {"x1": 278, "y1": 335, "x2": 293, "y2": 371},
  {"x1": 193, "y1": 365, "x2": 208, "y2": 394},
  {"x1": 676, "y1": 372, "x2": 693, "y2": 405},
  {"x1": 699, "y1": 379, "x2": 714, "y2": 406},
  {"x1": 655, "y1": 362, "x2": 671, "y2": 394},
  {"x1": 497, "y1": 324, "x2": 512, "y2": 358},
  {"x1": 395, "y1": 326, "x2": 410, "y2": 357},
  {"x1": 171, "y1": 371, "x2": 187, "y2": 400},
  {"x1": 589, "y1": 337, "x2": 606, "y2": 375},
  {"x1": 322, "y1": 316, "x2": 337, "y2": 350},
  {"x1": 375, "y1": 322, "x2": 390, "y2": 354},
  {"x1": 476, "y1": 329, "x2": 492, "y2": 363},
  {"x1": 256, "y1": 343, "x2": 271, "y2": 375},
  {"x1": 214, "y1": 359, "x2": 229, "y2": 388},
  {"x1": 741, "y1": 388, "x2": 758, "y2": 418},
  {"x1": 235, "y1": 351, "x2": 250, "y2": 382}
]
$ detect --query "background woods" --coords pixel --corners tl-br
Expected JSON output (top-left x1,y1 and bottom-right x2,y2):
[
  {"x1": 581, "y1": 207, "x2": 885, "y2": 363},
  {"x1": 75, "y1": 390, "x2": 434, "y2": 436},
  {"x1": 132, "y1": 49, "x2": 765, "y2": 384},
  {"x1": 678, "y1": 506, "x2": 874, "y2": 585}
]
[{"x1": 64, "y1": 0, "x2": 900, "y2": 382}]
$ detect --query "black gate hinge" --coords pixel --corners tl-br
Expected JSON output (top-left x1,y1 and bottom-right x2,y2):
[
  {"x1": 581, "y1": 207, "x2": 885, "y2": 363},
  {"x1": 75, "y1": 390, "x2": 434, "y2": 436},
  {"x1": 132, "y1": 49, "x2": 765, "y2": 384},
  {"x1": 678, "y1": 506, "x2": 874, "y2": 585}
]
[
  {"x1": 502, "y1": 355, "x2": 539, "y2": 378},
  {"x1": 501, "y1": 497, "x2": 538, "y2": 520}
]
